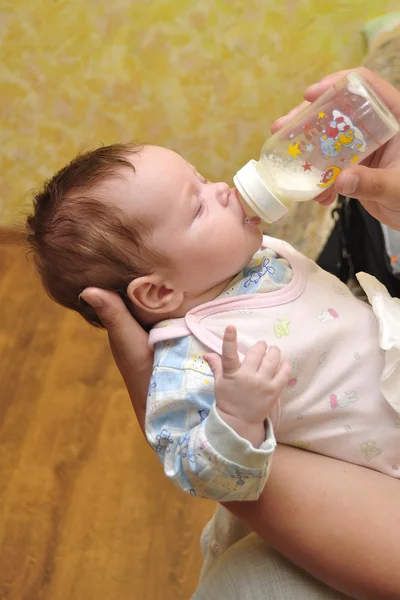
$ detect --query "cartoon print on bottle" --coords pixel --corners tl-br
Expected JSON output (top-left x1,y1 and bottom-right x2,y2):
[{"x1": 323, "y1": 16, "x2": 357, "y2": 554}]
[
  {"x1": 318, "y1": 308, "x2": 339, "y2": 323},
  {"x1": 244, "y1": 257, "x2": 276, "y2": 288},
  {"x1": 360, "y1": 440, "x2": 382, "y2": 461},
  {"x1": 329, "y1": 390, "x2": 357, "y2": 409},
  {"x1": 319, "y1": 110, "x2": 367, "y2": 159},
  {"x1": 317, "y1": 165, "x2": 343, "y2": 188}
]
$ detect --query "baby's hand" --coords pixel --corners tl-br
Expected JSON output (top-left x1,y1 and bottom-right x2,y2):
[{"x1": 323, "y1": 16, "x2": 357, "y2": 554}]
[{"x1": 204, "y1": 326, "x2": 291, "y2": 448}]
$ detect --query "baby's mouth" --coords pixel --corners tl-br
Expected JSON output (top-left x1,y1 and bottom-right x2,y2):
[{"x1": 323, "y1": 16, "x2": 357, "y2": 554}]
[{"x1": 231, "y1": 188, "x2": 261, "y2": 226}]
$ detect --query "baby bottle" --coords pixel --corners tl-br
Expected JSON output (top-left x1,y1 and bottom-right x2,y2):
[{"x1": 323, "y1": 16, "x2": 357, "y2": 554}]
[{"x1": 234, "y1": 71, "x2": 399, "y2": 224}]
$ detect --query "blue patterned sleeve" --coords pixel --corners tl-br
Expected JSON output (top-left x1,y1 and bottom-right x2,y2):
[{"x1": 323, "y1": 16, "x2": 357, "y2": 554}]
[{"x1": 145, "y1": 361, "x2": 276, "y2": 501}]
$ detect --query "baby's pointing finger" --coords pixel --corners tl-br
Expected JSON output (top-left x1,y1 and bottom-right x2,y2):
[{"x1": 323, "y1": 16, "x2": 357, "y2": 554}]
[{"x1": 221, "y1": 326, "x2": 241, "y2": 374}]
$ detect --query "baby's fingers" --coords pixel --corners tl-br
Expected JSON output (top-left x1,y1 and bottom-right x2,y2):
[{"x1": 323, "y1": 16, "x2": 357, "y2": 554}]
[
  {"x1": 221, "y1": 326, "x2": 241, "y2": 375},
  {"x1": 272, "y1": 359, "x2": 292, "y2": 391},
  {"x1": 204, "y1": 353, "x2": 222, "y2": 379},
  {"x1": 242, "y1": 340, "x2": 268, "y2": 371},
  {"x1": 260, "y1": 345, "x2": 282, "y2": 377}
]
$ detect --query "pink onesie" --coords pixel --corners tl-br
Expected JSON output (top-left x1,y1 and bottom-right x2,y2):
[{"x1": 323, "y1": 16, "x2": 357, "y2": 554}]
[{"x1": 150, "y1": 236, "x2": 400, "y2": 477}]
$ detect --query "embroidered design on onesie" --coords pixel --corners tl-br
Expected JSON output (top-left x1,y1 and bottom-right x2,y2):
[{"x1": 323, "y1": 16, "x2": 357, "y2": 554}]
[
  {"x1": 198, "y1": 409, "x2": 209, "y2": 422},
  {"x1": 287, "y1": 357, "x2": 299, "y2": 387},
  {"x1": 329, "y1": 391, "x2": 357, "y2": 409},
  {"x1": 231, "y1": 471, "x2": 264, "y2": 487},
  {"x1": 148, "y1": 373, "x2": 157, "y2": 397},
  {"x1": 155, "y1": 428, "x2": 174, "y2": 453},
  {"x1": 318, "y1": 308, "x2": 339, "y2": 323},
  {"x1": 332, "y1": 283, "x2": 350, "y2": 296},
  {"x1": 238, "y1": 308, "x2": 252, "y2": 315},
  {"x1": 244, "y1": 257, "x2": 276, "y2": 288},
  {"x1": 274, "y1": 318, "x2": 290, "y2": 338},
  {"x1": 320, "y1": 352, "x2": 328, "y2": 368},
  {"x1": 360, "y1": 441, "x2": 382, "y2": 460},
  {"x1": 292, "y1": 441, "x2": 310, "y2": 450},
  {"x1": 190, "y1": 353, "x2": 209, "y2": 372}
]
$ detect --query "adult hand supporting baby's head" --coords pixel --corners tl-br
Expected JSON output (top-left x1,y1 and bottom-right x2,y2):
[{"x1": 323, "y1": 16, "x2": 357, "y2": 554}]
[
  {"x1": 80, "y1": 287, "x2": 152, "y2": 433},
  {"x1": 271, "y1": 67, "x2": 400, "y2": 231}
]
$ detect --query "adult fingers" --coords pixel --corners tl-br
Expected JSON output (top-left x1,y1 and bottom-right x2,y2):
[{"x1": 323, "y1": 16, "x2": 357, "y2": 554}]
[
  {"x1": 81, "y1": 287, "x2": 152, "y2": 431},
  {"x1": 270, "y1": 101, "x2": 311, "y2": 133},
  {"x1": 303, "y1": 69, "x2": 352, "y2": 101},
  {"x1": 304, "y1": 68, "x2": 400, "y2": 121},
  {"x1": 273, "y1": 68, "x2": 400, "y2": 137},
  {"x1": 313, "y1": 188, "x2": 337, "y2": 206},
  {"x1": 81, "y1": 287, "x2": 151, "y2": 369},
  {"x1": 334, "y1": 165, "x2": 400, "y2": 205}
]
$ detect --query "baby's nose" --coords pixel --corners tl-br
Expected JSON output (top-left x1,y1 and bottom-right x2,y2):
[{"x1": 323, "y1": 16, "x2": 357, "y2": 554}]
[{"x1": 214, "y1": 182, "x2": 230, "y2": 207}]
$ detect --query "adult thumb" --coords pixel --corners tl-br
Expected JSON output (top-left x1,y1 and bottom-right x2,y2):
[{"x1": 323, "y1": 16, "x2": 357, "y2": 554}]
[
  {"x1": 204, "y1": 353, "x2": 222, "y2": 379},
  {"x1": 335, "y1": 166, "x2": 399, "y2": 204}
]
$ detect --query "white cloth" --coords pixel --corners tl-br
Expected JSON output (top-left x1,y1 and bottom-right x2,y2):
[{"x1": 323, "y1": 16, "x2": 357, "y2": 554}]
[
  {"x1": 193, "y1": 532, "x2": 352, "y2": 599},
  {"x1": 356, "y1": 271, "x2": 400, "y2": 415}
]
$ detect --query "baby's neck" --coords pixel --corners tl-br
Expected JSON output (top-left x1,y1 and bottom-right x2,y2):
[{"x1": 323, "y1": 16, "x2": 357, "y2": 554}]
[
  {"x1": 141, "y1": 274, "x2": 235, "y2": 327},
  {"x1": 175, "y1": 276, "x2": 234, "y2": 316}
]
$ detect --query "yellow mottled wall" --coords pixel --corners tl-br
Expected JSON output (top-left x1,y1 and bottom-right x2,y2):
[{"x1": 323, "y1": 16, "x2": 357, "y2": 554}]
[{"x1": 1, "y1": 0, "x2": 399, "y2": 225}]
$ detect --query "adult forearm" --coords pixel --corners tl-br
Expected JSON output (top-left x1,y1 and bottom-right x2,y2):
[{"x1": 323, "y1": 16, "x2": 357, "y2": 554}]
[{"x1": 223, "y1": 445, "x2": 400, "y2": 600}]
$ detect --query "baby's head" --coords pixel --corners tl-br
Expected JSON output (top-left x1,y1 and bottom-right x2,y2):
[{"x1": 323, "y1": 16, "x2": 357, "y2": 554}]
[{"x1": 27, "y1": 143, "x2": 262, "y2": 327}]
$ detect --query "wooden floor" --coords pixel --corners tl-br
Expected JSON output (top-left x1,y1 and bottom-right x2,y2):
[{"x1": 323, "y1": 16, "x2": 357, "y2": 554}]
[{"x1": 0, "y1": 239, "x2": 215, "y2": 600}]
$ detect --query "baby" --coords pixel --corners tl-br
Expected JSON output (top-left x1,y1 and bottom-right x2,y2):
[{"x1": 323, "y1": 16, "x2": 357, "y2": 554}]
[{"x1": 27, "y1": 142, "x2": 400, "y2": 502}]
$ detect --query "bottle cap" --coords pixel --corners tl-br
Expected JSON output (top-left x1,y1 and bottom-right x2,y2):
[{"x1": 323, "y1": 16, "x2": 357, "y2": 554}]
[{"x1": 233, "y1": 160, "x2": 289, "y2": 223}]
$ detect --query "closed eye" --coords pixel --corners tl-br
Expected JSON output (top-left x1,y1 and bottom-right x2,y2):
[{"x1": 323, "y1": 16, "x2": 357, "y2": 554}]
[{"x1": 194, "y1": 198, "x2": 204, "y2": 219}]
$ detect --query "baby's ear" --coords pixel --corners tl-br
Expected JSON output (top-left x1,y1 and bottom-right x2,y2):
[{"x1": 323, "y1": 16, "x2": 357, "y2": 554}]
[{"x1": 127, "y1": 275, "x2": 184, "y2": 314}]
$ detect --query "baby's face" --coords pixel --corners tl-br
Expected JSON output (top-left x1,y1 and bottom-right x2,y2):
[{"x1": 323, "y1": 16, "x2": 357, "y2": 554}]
[{"x1": 113, "y1": 145, "x2": 263, "y2": 296}]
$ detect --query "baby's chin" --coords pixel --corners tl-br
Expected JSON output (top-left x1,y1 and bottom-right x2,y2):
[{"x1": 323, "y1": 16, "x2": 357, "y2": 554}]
[
  {"x1": 244, "y1": 231, "x2": 264, "y2": 262},
  {"x1": 251, "y1": 224, "x2": 264, "y2": 247}
]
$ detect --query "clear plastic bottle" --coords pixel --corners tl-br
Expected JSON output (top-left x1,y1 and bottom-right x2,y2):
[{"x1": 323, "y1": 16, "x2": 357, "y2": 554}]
[{"x1": 234, "y1": 71, "x2": 400, "y2": 224}]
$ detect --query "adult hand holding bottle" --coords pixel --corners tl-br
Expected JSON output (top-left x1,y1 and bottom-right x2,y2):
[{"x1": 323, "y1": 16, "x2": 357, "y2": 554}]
[{"x1": 272, "y1": 68, "x2": 400, "y2": 231}]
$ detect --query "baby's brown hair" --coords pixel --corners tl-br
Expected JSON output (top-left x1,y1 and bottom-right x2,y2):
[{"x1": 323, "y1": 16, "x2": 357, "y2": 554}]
[{"x1": 26, "y1": 143, "x2": 160, "y2": 328}]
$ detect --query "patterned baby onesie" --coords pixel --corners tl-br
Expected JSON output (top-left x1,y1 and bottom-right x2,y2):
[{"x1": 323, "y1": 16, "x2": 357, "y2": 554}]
[{"x1": 146, "y1": 237, "x2": 400, "y2": 501}]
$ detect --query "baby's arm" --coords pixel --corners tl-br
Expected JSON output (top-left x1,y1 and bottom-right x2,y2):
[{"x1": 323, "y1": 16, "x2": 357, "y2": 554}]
[{"x1": 146, "y1": 327, "x2": 290, "y2": 502}]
